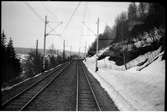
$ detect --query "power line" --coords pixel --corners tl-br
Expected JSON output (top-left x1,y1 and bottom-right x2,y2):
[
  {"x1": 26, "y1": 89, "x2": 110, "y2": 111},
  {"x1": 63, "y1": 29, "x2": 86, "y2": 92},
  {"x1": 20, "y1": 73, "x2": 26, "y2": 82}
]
[
  {"x1": 82, "y1": 2, "x2": 88, "y2": 36},
  {"x1": 24, "y1": 2, "x2": 44, "y2": 22},
  {"x1": 40, "y1": 4, "x2": 63, "y2": 35},
  {"x1": 41, "y1": 3, "x2": 59, "y2": 21},
  {"x1": 83, "y1": 2, "x2": 88, "y2": 21},
  {"x1": 81, "y1": 2, "x2": 96, "y2": 36},
  {"x1": 82, "y1": 22, "x2": 96, "y2": 35},
  {"x1": 24, "y1": 2, "x2": 57, "y2": 33},
  {"x1": 61, "y1": 2, "x2": 81, "y2": 35},
  {"x1": 47, "y1": 22, "x2": 63, "y2": 35}
]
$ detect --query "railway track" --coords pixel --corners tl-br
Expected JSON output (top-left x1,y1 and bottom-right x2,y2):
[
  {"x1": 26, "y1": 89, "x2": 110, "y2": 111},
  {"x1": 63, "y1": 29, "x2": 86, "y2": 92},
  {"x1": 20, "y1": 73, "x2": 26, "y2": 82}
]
[
  {"x1": 2, "y1": 62, "x2": 70, "y2": 111},
  {"x1": 76, "y1": 60, "x2": 102, "y2": 111},
  {"x1": 2, "y1": 60, "x2": 106, "y2": 111}
]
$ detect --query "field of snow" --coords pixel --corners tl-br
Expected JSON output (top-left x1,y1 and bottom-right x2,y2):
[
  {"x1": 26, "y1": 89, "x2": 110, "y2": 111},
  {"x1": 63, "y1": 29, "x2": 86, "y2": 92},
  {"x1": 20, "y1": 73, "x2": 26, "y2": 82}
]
[{"x1": 84, "y1": 54, "x2": 165, "y2": 111}]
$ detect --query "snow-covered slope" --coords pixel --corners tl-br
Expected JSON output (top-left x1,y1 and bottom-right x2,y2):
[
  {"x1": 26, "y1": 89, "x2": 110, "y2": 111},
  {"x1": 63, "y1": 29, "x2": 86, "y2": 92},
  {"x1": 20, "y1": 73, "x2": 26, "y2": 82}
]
[{"x1": 84, "y1": 53, "x2": 165, "y2": 111}]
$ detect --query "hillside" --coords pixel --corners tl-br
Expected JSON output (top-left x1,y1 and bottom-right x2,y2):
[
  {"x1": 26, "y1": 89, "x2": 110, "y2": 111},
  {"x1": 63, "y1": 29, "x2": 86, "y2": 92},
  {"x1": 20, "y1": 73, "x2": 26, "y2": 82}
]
[
  {"x1": 97, "y1": 27, "x2": 164, "y2": 69},
  {"x1": 87, "y1": 3, "x2": 165, "y2": 69},
  {"x1": 84, "y1": 3, "x2": 165, "y2": 110},
  {"x1": 84, "y1": 51, "x2": 165, "y2": 110}
]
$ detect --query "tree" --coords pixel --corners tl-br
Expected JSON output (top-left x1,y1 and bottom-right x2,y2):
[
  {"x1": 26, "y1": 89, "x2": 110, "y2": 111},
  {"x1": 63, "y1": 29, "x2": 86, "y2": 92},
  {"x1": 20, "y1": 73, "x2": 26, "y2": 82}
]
[
  {"x1": 6, "y1": 38, "x2": 16, "y2": 59},
  {"x1": 48, "y1": 55, "x2": 58, "y2": 68},
  {"x1": 115, "y1": 12, "x2": 129, "y2": 42},
  {"x1": 1, "y1": 30, "x2": 6, "y2": 47},
  {"x1": 137, "y1": 2, "x2": 148, "y2": 18},
  {"x1": 1, "y1": 31, "x2": 7, "y2": 83},
  {"x1": 146, "y1": 3, "x2": 165, "y2": 28},
  {"x1": 24, "y1": 50, "x2": 43, "y2": 77},
  {"x1": 48, "y1": 44, "x2": 56, "y2": 56},
  {"x1": 128, "y1": 3, "x2": 137, "y2": 21},
  {"x1": 47, "y1": 44, "x2": 58, "y2": 69},
  {"x1": 6, "y1": 38, "x2": 22, "y2": 79},
  {"x1": 87, "y1": 39, "x2": 96, "y2": 56},
  {"x1": 1, "y1": 36, "x2": 22, "y2": 83}
]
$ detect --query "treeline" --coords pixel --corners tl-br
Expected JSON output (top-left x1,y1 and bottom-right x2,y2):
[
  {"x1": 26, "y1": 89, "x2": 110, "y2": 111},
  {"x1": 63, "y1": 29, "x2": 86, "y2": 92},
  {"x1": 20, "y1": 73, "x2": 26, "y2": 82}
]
[
  {"x1": 87, "y1": 2, "x2": 165, "y2": 57},
  {"x1": 1, "y1": 31, "x2": 22, "y2": 86},
  {"x1": 22, "y1": 49, "x2": 70, "y2": 78},
  {"x1": 1, "y1": 31, "x2": 70, "y2": 87}
]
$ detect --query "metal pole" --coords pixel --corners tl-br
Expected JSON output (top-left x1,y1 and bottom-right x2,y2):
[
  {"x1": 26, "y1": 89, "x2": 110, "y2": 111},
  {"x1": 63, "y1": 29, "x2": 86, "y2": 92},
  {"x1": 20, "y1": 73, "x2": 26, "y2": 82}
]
[
  {"x1": 79, "y1": 47, "x2": 80, "y2": 58},
  {"x1": 95, "y1": 17, "x2": 99, "y2": 72},
  {"x1": 70, "y1": 46, "x2": 72, "y2": 57},
  {"x1": 36, "y1": 39, "x2": 38, "y2": 56},
  {"x1": 70, "y1": 45, "x2": 72, "y2": 63},
  {"x1": 84, "y1": 42, "x2": 87, "y2": 61},
  {"x1": 85, "y1": 42, "x2": 87, "y2": 57},
  {"x1": 43, "y1": 16, "x2": 47, "y2": 70},
  {"x1": 63, "y1": 40, "x2": 65, "y2": 60}
]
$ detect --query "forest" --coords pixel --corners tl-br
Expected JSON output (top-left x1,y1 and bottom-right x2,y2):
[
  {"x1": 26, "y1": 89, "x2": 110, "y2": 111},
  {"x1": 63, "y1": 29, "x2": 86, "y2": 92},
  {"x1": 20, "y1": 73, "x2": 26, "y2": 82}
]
[
  {"x1": 1, "y1": 33, "x2": 70, "y2": 88},
  {"x1": 87, "y1": 2, "x2": 165, "y2": 66}
]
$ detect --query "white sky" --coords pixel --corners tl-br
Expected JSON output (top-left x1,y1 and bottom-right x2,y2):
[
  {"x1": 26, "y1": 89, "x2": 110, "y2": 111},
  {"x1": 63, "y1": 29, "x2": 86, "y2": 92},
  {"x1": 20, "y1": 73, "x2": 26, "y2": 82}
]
[{"x1": 2, "y1": 1, "x2": 130, "y2": 53}]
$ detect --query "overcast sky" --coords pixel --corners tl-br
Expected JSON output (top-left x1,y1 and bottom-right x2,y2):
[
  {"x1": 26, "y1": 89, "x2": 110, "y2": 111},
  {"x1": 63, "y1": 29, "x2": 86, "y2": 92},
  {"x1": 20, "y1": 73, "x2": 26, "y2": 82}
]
[{"x1": 2, "y1": 1, "x2": 130, "y2": 53}]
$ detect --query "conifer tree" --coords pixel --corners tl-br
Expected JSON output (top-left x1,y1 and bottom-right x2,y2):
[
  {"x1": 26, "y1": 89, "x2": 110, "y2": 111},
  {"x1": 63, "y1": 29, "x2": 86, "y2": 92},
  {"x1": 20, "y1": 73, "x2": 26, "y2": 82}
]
[
  {"x1": 1, "y1": 31, "x2": 8, "y2": 83},
  {"x1": 6, "y1": 38, "x2": 22, "y2": 80}
]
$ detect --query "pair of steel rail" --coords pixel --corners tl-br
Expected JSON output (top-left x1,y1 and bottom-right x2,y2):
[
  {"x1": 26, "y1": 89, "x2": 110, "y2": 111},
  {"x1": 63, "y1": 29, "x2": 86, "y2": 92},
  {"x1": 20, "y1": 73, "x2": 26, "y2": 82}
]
[
  {"x1": 76, "y1": 60, "x2": 102, "y2": 111},
  {"x1": 2, "y1": 60, "x2": 102, "y2": 111},
  {"x1": 2, "y1": 62, "x2": 70, "y2": 111}
]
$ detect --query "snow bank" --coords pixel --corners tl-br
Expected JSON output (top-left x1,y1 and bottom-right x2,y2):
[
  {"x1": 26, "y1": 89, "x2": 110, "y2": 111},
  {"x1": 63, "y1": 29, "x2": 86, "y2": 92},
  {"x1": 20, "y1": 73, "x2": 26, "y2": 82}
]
[
  {"x1": 84, "y1": 55, "x2": 165, "y2": 111},
  {"x1": 1, "y1": 63, "x2": 64, "y2": 92},
  {"x1": 1, "y1": 72, "x2": 42, "y2": 92}
]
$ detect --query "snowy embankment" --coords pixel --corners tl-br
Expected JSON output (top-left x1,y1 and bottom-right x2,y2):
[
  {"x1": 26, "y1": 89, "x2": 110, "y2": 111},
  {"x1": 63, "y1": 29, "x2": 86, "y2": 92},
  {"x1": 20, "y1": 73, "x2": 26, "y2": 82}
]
[
  {"x1": 84, "y1": 53, "x2": 165, "y2": 111},
  {"x1": 1, "y1": 63, "x2": 63, "y2": 92}
]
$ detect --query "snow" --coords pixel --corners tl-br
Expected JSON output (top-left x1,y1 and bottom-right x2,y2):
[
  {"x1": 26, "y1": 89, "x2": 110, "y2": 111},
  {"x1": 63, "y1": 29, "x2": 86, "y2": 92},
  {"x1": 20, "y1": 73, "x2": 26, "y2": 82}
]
[
  {"x1": 1, "y1": 72, "x2": 43, "y2": 92},
  {"x1": 84, "y1": 54, "x2": 165, "y2": 111},
  {"x1": 16, "y1": 53, "x2": 29, "y2": 62},
  {"x1": 95, "y1": 46, "x2": 163, "y2": 71},
  {"x1": 1, "y1": 77, "x2": 31, "y2": 92},
  {"x1": 1, "y1": 63, "x2": 64, "y2": 92}
]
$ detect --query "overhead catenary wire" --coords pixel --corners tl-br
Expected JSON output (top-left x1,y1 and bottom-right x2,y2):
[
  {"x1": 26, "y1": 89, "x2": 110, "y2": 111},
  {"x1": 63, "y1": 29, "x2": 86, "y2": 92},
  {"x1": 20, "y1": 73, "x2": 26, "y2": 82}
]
[
  {"x1": 24, "y1": 2, "x2": 44, "y2": 22},
  {"x1": 81, "y1": 2, "x2": 96, "y2": 36},
  {"x1": 83, "y1": 2, "x2": 87, "y2": 22},
  {"x1": 40, "y1": 4, "x2": 63, "y2": 35},
  {"x1": 61, "y1": 2, "x2": 81, "y2": 35},
  {"x1": 82, "y1": 22, "x2": 96, "y2": 35},
  {"x1": 47, "y1": 22, "x2": 63, "y2": 35},
  {"x1": 82, "y1": 2, "x2": 88, "y2": 36},
  {"x1": 24, "y1": 2, "x2": 57, "y2": 33},
  {"x1": 40, "y1": 3, "x2": 59, "y2": 22}
]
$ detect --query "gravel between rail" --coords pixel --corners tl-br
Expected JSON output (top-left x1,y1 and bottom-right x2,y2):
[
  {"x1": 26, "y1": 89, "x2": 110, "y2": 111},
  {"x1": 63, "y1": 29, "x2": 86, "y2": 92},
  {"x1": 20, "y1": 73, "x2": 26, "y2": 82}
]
[
  {"x1": 1, "y1": 60, "x2": 119, "y2": 111},
  {"x1": 81, "y1": 62, "x2": 119, "y2": 111},
  {"x1": 24, "y1": 61, "x2": 77, "y2": 111}
]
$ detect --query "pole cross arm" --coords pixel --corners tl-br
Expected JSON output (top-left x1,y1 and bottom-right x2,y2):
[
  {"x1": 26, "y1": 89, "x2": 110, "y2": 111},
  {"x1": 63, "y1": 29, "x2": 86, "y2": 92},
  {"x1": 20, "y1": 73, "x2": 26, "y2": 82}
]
[
  {"x1": 47, "y1": 34, "x2": 62, "y2": 36},
  {"x1": 47, "y1": 22, "x2": 63, "y2": 34},
  {"x1": 48, "y1": 21, "x2": 63, "y2": 24}
]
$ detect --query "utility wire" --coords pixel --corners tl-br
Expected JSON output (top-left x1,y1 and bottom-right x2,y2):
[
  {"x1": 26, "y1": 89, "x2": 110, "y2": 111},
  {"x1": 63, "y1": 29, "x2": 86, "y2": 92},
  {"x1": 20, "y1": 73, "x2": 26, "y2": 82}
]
[
  {"x1": 24, "y1": 2, "x2": 57, "y2": 33},
  {"x1": 81, "y1": 2, "x2": 96, "y2": 36},
  {"x1": 24, "y1": 2, "x2": 44, "y2": 22},
  {"x1": 47, "y1": 22, "x2": 62, "y2": 35},
  {"x1": 82, "y1": 22, "x2": 96, "y2": 35},
  {"x1": 82, "y1": 2, "x2": 87, "y2": 36},
  {"x1": 41, "y1": 3, "x2": 59, "y2": 21},
  {"x1": 61, "y1": 2, "x2": 81, "y2": 35},
  {"x1": 83, "y1": 2, "x2": 87, "y2": 21},
  {"x1": 40, "y1": 3, "x2": 64, "y2": 35}
]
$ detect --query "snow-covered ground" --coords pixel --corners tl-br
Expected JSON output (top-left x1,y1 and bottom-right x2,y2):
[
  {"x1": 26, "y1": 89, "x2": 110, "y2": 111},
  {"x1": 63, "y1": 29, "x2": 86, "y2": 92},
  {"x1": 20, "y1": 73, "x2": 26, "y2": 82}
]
[{"x1": 84, "y1": 53, "x2": 165, "y2": 111}]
